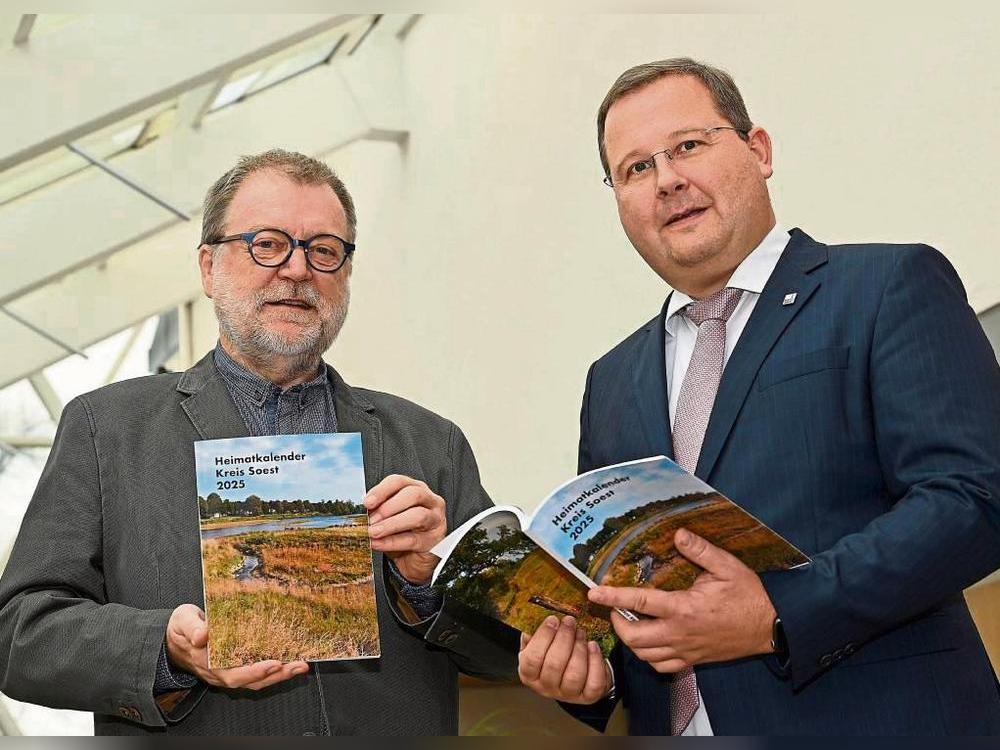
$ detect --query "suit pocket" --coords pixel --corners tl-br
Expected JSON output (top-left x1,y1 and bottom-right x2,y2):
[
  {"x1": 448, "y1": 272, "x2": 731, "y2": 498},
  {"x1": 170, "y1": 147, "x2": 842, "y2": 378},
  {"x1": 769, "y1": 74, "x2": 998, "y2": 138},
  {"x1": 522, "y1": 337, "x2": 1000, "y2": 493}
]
[{"x1": 757, "y1": 346, "x2": 851, "y2": 391}]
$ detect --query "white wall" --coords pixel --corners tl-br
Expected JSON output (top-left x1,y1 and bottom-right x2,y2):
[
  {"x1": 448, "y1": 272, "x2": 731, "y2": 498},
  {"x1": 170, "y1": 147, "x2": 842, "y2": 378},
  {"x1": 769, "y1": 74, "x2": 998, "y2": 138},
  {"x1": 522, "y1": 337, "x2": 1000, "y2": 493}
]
[{"x1": 188, "y1": 13, "x2": 1000, "y2": 512}]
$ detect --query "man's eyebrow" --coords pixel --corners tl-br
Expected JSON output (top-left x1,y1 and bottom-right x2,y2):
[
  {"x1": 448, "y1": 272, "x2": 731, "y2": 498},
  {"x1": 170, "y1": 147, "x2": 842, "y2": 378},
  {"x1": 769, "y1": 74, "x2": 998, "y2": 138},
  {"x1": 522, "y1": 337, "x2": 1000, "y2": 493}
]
[
  {"x1": 666, "y1": 126, "x2": 709, "y2": 138},
  {"x1": 243, "y1": 225, "x2": 343, "y2": 238}
]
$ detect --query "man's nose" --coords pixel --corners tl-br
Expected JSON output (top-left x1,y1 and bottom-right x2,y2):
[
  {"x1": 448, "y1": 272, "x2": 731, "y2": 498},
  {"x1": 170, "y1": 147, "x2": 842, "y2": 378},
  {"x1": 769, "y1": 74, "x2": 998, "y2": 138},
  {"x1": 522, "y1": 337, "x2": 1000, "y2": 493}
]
[
  {"x1": 653, "y1": 153, "x2": 688, "y2": 195},
  {"x1": 276, "y1": 245, "x2": 312, "y2": 281}
]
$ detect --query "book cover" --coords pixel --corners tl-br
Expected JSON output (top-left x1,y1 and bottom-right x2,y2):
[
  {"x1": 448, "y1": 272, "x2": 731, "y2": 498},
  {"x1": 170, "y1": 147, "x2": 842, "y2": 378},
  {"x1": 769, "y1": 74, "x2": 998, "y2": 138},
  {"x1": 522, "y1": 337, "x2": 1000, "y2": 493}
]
[{"x1": 194, "y1": 433, "x2": 380, "y2": 668}]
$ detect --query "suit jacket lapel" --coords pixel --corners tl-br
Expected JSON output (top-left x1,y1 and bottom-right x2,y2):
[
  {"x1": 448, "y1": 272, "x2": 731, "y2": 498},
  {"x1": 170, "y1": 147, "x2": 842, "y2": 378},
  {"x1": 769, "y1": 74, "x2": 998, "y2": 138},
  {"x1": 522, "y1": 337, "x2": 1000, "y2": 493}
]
[
  {"x1": 696, "y1": 229, "x2": 829, "y2": 480},
  {"x1": 177, "y1": 352, "x2": 249, "y2": 440},
  {"x1": 632, "y1": 297, "x2": 675, "y2": 460},
  {"x1": 329, "y1": 368, "x2": 384, "y2": 492}
]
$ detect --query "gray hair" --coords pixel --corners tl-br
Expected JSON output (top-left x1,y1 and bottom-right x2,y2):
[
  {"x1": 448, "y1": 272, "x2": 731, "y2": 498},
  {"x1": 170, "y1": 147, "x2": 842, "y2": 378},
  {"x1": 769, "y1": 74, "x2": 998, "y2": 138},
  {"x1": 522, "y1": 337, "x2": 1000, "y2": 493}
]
[
  {"x1": 596, "y1": 57, "x2": 753, "y2": 179},
  {"x1": 201, "y1": 148, "x2": 357, "y2": 246}
]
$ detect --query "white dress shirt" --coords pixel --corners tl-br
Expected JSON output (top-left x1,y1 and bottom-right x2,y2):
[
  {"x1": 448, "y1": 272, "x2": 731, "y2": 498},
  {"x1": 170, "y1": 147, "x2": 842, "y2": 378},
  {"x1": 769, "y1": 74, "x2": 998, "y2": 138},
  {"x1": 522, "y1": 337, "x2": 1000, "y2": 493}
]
[{"x1": 665, "y1": 222, "x2": 791, "y2": 736}]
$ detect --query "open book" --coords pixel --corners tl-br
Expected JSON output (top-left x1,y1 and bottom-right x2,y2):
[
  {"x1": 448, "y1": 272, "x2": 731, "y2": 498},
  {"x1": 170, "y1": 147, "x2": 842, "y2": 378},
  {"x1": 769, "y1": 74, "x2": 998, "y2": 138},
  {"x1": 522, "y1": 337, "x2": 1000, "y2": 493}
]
[{"x1": 431, "y1": 456, "x2": 808, "y2": 653}]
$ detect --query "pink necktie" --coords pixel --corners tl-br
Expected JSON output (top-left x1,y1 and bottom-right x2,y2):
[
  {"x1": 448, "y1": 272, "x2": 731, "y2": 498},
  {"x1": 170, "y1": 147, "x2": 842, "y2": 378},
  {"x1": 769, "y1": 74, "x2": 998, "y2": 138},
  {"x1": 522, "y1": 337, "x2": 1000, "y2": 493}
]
[{"x1": 668, "y1": 286, "x2": 743, "y2": 735}]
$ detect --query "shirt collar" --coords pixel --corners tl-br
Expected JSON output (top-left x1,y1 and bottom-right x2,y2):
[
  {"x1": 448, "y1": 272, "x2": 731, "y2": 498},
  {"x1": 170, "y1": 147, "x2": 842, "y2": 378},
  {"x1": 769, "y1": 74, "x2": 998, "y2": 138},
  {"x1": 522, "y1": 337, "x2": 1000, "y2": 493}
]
[
  {"x1": 665, "y1": 223, "x2": 791, "y2": 323},
  {"x1": 213, "y1": 342, "x2": 329, "y2": 407}
]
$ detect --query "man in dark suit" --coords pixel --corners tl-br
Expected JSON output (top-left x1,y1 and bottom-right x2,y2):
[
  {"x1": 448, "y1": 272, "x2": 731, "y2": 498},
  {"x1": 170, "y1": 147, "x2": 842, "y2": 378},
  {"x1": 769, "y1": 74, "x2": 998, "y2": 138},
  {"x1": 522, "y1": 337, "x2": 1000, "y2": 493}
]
[
  {"x1": 517, "y1": 58, "x2": 1000, "y2": 735},
  {"x1": 0, "y1": 149, "x2": 515, "y2": 734}
]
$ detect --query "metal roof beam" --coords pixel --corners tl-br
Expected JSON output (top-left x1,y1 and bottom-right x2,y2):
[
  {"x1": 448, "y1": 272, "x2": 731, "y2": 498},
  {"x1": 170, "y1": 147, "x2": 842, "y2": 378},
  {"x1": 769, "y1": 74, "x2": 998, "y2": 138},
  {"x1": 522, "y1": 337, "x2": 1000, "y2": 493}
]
[
  {"x1": 0, "y1": 14, "x2": 31, "y2": 48},
  {"x1": 27, "y1": 373, "x2": 63, "y2": 422}
]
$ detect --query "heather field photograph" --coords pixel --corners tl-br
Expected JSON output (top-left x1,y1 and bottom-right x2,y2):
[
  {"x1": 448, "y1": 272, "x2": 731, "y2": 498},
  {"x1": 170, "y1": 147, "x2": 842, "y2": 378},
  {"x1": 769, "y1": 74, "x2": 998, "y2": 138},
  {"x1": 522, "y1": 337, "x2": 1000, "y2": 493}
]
[
  {"x1": 527, "y1": 457, "x2": 808, "y2": 591},
  {"x1": 578, "y1": 493, "x2": 809, "y2": 591},
  {"x1": 194, "y1": 433, "x2": 379, "y2": 668}
]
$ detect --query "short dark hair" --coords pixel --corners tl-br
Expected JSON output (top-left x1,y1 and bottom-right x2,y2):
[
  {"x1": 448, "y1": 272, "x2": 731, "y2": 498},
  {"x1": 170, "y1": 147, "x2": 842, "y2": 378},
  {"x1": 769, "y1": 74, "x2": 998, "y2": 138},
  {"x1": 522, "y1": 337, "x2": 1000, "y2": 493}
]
[
  {"x1": 201, "y1": 148, "x2": 357, "y2": 246},
  {"x1": 596, "y1": 57, "x2": 753, "y2": 179}
]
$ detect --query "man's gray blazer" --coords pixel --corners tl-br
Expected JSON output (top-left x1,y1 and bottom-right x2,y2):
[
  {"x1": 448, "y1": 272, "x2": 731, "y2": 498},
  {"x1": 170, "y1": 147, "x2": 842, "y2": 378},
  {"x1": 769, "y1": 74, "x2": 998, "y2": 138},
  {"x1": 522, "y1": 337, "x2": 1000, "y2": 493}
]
[{"x1": 0, "y1": 352, "x2": 517, "y2": 735}]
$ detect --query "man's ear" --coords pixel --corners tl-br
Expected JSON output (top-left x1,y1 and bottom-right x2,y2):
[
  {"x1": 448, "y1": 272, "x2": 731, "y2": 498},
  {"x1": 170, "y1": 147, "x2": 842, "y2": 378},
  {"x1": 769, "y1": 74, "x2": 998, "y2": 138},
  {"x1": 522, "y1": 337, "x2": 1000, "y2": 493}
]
[
  {"x1": 746, "y1": 125, "x2": 773, "y2": 179},
  {"x1": 198, "y1": 245, "x2": 215, "y2": 298}
]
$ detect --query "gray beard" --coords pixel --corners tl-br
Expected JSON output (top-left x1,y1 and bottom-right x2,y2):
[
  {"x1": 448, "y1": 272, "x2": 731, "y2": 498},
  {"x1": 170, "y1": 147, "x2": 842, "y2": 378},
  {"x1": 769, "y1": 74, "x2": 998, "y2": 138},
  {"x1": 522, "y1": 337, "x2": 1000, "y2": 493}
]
[{"x1": 213, "y1": 278, "x2": 349, "y2": 382}]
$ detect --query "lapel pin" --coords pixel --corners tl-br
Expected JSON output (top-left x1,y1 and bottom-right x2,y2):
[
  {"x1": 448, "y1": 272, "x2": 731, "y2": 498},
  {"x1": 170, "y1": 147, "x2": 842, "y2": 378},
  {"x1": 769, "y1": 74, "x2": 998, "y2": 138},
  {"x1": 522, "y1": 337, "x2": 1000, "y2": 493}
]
[{"x1": 782, "y1": 292, "x2": 797, "y2": 306}]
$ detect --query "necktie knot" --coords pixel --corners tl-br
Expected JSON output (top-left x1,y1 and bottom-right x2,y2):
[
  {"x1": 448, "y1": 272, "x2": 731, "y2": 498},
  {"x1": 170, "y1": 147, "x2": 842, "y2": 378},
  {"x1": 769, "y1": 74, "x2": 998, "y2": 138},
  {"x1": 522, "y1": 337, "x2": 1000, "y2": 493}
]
[{"x1": 682, "y1": 286, "x2": 743, "y2": 326}]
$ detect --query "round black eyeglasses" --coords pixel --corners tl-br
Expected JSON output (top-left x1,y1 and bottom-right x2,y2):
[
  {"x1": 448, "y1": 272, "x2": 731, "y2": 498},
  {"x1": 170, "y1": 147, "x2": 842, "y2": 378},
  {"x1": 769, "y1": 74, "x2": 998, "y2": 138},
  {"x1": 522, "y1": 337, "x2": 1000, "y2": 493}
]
[{"x1": 207, "y1": 227, "x2": 355, "y2": 273}]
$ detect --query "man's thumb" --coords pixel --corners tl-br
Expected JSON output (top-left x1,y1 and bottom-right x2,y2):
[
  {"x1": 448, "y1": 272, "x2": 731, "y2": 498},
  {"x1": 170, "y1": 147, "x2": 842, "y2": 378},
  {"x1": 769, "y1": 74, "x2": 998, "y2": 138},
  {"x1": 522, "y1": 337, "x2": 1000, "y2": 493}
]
[
  {"x1": 674, "y1": 528, "x2": 740, "y2": 576},
  {"x1": 190, "y1": 624, "x2": 209, "y2": 648}
]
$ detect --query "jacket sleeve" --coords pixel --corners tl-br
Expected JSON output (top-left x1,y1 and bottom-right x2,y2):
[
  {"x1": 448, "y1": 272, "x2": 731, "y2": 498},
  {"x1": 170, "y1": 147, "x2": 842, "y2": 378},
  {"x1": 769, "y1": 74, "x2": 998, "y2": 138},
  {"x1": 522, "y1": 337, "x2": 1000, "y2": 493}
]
[
  {"x1": 0, "y1": 396, "x2": 176, "y2": 728},
  {"x1": 761, "y1": 244, "x2": 1000, "y2": 688},
  {"x1": 382, "y1": 422, "x2": 518, "y2": 681},
  {"x1": 578, "y1": 362, "x2": 598, "y2": 475}
]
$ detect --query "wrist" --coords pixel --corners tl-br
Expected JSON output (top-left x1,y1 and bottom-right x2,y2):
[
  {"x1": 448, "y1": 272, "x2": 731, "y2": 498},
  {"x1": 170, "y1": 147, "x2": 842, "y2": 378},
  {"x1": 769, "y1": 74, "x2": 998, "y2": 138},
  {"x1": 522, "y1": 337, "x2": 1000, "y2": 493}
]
[
  {"x1": 602, "y1": 658, "x2": 616, "y2": 701},
  {"x1": 756, "y1": 593, "x2": 779, "y2": 655},
  {"x1": 391, "y1": 556, "x2": 432, "y2": 586}
]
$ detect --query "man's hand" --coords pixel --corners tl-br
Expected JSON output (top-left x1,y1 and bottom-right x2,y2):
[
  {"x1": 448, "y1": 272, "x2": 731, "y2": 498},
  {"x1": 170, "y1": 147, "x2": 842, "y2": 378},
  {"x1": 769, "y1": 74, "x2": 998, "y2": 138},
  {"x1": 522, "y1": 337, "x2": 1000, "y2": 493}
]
[
  {"x1": 165, "y1": 604, "x2": 309, "y2": 690},
  {"x1": 588, "y1": 528, "x2": 777, "y2": 673},
  {"x1": 518, "y1": 615, "x2": 611, "y2": 704},
  {"x1": 365, "y1": 474, "x2": 447, "y2": 585}
]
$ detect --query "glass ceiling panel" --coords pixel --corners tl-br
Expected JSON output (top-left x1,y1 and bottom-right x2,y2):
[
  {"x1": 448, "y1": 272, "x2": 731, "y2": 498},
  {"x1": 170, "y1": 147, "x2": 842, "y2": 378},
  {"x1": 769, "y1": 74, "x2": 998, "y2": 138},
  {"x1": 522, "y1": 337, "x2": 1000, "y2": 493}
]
[{"x1": 207, "y1": 15, "x2": 377, "y2": 114}]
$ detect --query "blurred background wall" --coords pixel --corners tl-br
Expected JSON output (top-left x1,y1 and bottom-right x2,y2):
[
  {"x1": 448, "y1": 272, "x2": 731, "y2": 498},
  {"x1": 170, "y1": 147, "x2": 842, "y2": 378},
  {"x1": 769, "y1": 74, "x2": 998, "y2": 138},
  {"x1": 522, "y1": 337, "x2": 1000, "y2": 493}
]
[{"x1": 1, "y1": 12, "x2": 997, "y2": 735}]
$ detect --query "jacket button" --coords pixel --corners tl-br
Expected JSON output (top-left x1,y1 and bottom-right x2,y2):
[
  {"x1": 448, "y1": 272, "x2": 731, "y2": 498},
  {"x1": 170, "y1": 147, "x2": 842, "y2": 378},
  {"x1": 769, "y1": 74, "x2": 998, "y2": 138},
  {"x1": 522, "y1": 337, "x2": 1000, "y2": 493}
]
[
  {"x1": 844, "y1": 642, "x2": 857, "y2": 656},
  {"x1": 437, "y1": 628, "x2": 455, "y2": 644},
  {"x1": 118, "y1": 706, "x2": 141, "y2": 721},
  {"x1": 819, "y1": 653, "x2": 833, "y2": 668}
]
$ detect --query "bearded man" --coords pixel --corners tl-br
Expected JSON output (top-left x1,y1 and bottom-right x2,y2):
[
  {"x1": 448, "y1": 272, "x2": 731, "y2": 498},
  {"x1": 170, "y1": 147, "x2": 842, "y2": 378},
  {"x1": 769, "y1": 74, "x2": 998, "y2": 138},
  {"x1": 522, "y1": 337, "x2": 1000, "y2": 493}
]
[{"x1": 0, "y1": 149, "x2": 516, "y2": 736}]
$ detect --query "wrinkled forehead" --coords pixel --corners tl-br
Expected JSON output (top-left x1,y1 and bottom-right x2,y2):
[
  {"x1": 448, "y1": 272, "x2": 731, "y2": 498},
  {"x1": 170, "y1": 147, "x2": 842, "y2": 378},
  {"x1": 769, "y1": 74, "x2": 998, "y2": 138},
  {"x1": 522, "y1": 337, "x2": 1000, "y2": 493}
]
[
  {"x1": 225, "y1": 169, "x2": 348, "y2": 237},
  {"x1": 604, "y1": 75, "x2": 722, "y2": 158}
]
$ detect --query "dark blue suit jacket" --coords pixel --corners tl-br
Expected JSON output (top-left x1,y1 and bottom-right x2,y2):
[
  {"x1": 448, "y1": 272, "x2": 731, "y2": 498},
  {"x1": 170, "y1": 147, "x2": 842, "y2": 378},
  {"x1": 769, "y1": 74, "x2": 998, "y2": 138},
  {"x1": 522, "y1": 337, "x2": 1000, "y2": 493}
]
[{"x1": 573, "y1": 229, "x2": 1000, "y2": 735}]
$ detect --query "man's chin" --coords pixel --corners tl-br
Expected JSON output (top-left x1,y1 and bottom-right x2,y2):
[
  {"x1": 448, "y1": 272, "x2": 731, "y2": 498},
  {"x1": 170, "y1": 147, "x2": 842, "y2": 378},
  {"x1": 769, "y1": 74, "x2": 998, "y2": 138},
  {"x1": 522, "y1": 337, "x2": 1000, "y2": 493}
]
[
  {"x1": 663, "y1": 240, "x2": 721, "y2": 269},
  {"x1": 246, "y1": 324, "x2": 327, "y2": 358}
]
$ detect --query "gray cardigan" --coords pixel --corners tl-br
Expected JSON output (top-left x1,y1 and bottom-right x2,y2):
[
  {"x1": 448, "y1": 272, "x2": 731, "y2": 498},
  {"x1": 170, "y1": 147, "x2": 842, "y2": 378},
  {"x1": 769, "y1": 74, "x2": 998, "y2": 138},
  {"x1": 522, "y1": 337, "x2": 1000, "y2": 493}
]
[{"x1": 0, "y1": 352, "x2": 517, "y2": 735}]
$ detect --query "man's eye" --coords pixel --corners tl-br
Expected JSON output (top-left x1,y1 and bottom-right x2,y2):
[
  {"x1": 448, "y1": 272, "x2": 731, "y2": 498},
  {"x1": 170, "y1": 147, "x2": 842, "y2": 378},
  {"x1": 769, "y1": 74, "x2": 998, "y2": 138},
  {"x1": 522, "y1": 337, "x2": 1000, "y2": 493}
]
[
  {"x1": 676, "y1": 139, "x2": 705, "y2": 154},
  {"x1": 255, "y1": 240, "x2": 278, "y2": 249},
  {"x1": 627, "y1": 160, "x2": 652, "y2": 176}
]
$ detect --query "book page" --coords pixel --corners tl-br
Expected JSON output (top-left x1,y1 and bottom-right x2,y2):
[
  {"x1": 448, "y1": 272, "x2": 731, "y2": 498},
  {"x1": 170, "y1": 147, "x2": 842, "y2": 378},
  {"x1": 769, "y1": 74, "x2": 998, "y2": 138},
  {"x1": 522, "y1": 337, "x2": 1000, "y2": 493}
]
[
  {"x1": 432, "y1": 509, "x2": 615, "y2": 653},
  {"x1": 430, "y1": 504, "x2": 528, "y2": 576},
  {"x1": 527, "y1": 456, "x2": 809, "y2": 589},
  {"x1": 194, "y1": 433, "x2": 380, "y2": 668}
]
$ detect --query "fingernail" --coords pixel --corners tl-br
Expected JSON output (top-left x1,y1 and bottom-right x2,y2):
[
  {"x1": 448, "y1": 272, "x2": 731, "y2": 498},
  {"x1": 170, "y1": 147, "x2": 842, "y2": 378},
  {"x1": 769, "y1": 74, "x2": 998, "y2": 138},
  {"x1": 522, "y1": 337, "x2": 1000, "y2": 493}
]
[
  {"x1": 368, "y1": 513, "x2": 381, "y2": 524},
  {"x1": 369, "y1": 524, "x2": 381, "y2": 536},
  {"x1": 562, "y1": 616, "x2": 576, "y2": 628},
  {"x1": 588, "y1": 641, "x2": 599, "y2": 653},
  {"x1": 589, "y1": 587, "x2": 606, "y2": 602},
  {"x1": 676, "y1": 528, "x2": 690, "y2": 545},
  {"x1": 363, "y1": 495, "x2": 374, "y2": 508},
  {"x1": 266, "y1": 664, "x2": 281, "y2": 675},
  {"x1": 545, "y1": 616, "x2": 559, "y2": 629}
]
